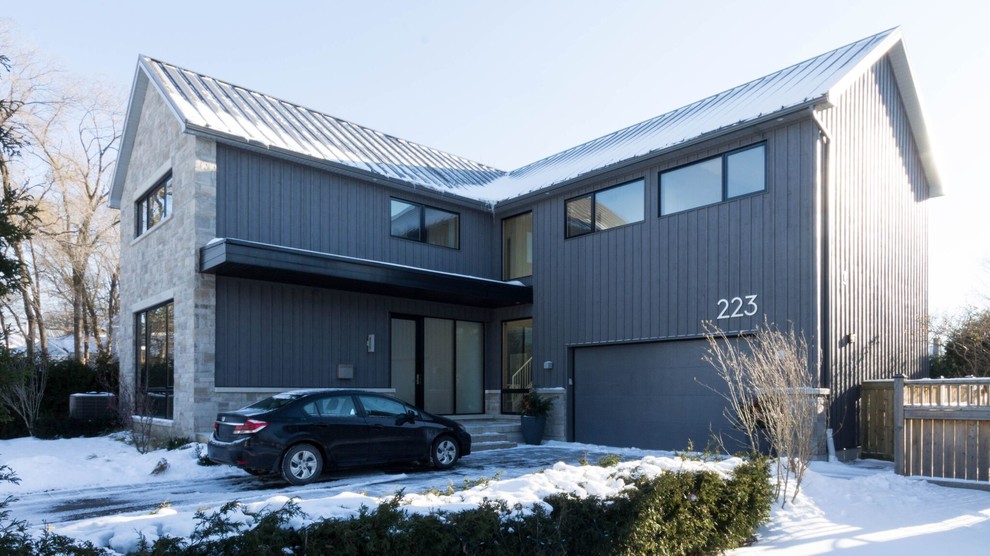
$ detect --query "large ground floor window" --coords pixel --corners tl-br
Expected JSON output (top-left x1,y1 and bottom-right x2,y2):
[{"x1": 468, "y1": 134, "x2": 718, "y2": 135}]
[
  {"x1": 501, "y1": 318, "x2": 533, "y2": 413},
  {"x1": 135, "y1": 301, "x2": 174, "y2": 419}
]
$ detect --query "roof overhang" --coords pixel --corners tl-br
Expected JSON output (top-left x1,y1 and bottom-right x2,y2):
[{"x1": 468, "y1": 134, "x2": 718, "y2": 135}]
[
  {"x1": 200, "y1": 238, "x2": 532, "y2": 308},
  {"x1": 823, "y1": 29, "x2": 943, "y2": 197}
]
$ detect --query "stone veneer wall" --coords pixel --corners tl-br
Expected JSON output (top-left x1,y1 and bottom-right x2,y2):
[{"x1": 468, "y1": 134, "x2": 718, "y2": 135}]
[
  {"x1": 117, "y1": 84, "x2": 217, "y2": 439},
  {"x1": 535, "y1": 387, "x2": 567, "y2": 442}
]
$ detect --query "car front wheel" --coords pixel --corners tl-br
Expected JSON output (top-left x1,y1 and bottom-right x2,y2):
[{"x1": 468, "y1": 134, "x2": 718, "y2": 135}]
[
  {"x1": 281, "y1": 444, "x2": 323, "y2": 485},
  {"x1": 431, "y1": 436, "x2": 459, "y2": 469}
]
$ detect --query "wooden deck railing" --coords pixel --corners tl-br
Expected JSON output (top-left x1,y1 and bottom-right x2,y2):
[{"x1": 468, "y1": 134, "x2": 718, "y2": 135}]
[{"x1": 862, "y1": 376, "x2": 990, "y2": 483}]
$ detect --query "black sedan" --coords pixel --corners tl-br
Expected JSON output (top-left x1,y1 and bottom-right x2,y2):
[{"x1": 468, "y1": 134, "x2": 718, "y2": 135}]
[{"x1": 207, "y1": 389, "x2": 472, "y2": 485}]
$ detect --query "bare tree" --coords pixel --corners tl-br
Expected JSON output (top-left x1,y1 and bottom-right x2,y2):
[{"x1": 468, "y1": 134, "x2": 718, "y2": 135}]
[
  {"x1": 30, "y1": 84, "x2": 121, "y2": 363},
  {"x1": 0, "y1": 353, "x2": 46, "y2": 436},
  {"x1": 0, "y1": 21, "x2": 59, "y2": 357},
  {"x1": 704, "y1": 320, "x2": 822, "y2": 506},
  {"x1": 0, "y1": 21, "x2": 121, "y2": 362}
]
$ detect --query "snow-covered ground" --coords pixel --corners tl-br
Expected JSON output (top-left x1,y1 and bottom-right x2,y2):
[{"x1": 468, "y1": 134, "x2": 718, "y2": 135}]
[{"x1": 2, "y1": 435, "x2": 989, "y2": 554}]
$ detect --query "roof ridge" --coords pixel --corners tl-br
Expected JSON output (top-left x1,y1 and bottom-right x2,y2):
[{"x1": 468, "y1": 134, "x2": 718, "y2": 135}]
[
  {"x1": 140, "y1": 55, "x2": 506, "y2": 176},
  {"x1": 506, "y1": 27, "x2": 899, "y2": 178}
]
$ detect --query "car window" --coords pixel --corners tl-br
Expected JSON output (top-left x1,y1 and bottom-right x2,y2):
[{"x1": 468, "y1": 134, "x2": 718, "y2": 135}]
[
  {"x1": 321, "y1": 395, "x2": 357, "y2": 416},
  {"x1": 358, "y1": 395, "x2": 408, "y2": 417},
  {"x1": 302, "y1": 395, "x2": 357, "y2": 417},
  {"x1": 247, "y1": 394, "x2": 301, "y2": 411}
]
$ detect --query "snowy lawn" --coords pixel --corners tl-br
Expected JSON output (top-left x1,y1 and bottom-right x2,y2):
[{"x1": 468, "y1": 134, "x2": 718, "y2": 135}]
[{"x1": 1, "y1": 434, "x2": 989, "y2": 554}]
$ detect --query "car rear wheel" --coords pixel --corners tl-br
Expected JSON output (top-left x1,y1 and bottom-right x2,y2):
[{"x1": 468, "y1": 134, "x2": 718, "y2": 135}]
[
  {"x1": 431, "y1": 435, "x2": 459, "y2": 469},
  {"x1": 281, "y1": 444, "x2": 323, "y2": 485}
]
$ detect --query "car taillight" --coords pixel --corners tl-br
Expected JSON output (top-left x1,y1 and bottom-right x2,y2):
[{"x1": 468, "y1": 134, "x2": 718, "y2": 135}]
[{"x1": 233, "y1": 419, "x2": 268, "y2": 434}]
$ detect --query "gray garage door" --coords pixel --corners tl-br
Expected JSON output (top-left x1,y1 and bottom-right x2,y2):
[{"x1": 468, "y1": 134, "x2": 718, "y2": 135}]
[{"x1": 574, "y1": 340, "x2": 737, "y2": 451}]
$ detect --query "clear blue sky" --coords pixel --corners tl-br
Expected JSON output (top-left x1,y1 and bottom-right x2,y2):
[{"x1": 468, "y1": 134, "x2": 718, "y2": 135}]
[{"x1": 5, "y1": 0, "x2": 988, "y2": 314}]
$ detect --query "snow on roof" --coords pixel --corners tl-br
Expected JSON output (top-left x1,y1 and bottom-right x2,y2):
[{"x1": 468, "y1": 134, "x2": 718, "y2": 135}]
[
  {"x1": 139, "y1": 57, "x2": 505, "y2": 191},
  {"x1": 116, "y1": 28, "x2": 937, "y2": 207},
  {"x1": 468, "y1": 28, "x2": 902, "y2": 202}
]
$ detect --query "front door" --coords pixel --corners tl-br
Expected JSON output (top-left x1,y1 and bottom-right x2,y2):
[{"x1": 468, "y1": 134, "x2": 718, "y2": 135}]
[{"x1": 390, "y1": 316, "x2": 483, "y2": 415}]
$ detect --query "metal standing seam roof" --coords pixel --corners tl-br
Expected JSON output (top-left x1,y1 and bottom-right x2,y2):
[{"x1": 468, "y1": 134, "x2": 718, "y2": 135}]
[
  {"x1": 139, "y1": 56, "x2": 505, "y2": 191},
  {"x1": 466, "y1": 27, "x2": 923, "y2": 202},
  {"x1": 111, "y1": 27, "x2": 939, "y2": 209}
]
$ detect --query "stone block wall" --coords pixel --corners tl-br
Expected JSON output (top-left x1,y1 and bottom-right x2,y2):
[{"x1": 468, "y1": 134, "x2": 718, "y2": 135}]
[{"x1": 117, "y1": 83, "x2": 217, "y2": 439}]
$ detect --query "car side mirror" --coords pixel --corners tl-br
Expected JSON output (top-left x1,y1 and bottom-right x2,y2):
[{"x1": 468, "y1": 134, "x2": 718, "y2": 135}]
[{"x1": 399, "y1": 410, "x2": 417, "y2": 425}]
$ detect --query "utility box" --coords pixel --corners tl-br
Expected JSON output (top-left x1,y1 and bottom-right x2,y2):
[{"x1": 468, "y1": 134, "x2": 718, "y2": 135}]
[{"x1": 69, "y1": 392, "x2": 116, "y2": 420}]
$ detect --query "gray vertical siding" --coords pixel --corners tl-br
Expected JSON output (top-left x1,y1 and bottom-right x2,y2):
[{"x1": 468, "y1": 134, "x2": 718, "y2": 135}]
[
  {"x1": 215, "y1": 276, "x2": 492, "y2": 388},
  {"x1": 498, "y1": 121, "x2": 821, "y2": 391},
  {"x1": 819, "y1": 56, "x2": 930, "y2": 449},
  {"x1": 216, "y1": 144, "x2": 496, "y2": 278}
]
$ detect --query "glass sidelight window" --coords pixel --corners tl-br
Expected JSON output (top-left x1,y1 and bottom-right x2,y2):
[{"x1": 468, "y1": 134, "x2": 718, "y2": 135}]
[{"x1": 501, "y1": 318, "x2": 533, "y2": 413}]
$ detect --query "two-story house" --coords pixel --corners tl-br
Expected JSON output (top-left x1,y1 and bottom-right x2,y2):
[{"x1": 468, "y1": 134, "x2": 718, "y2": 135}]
[{"x1": 110, "y1": 27, "x2": 938, "y2": 453}]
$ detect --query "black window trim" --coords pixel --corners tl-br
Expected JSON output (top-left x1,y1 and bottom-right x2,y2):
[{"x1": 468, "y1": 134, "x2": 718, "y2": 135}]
[
  {"x1": 564, "y1": 177, "x2": 646, "y2": 239},
  {"x1": 134, "y1": 299, "x2": 174, "y2": 421},
  {"x1": 502, "y1": 210, "x2": 534, "y2": 280},
  {"x1": 389, "y1": 197, "x2": 461, "y2": 250},
  {"x1": 135, "y1": 171, "x2": 173, "y2": 238},
  {"x1": 658, "y1": 141, "x2": 767, "y2": 217}
]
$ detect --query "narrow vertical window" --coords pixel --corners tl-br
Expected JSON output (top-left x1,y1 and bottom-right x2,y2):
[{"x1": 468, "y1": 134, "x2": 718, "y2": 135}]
[
  {"x1": 135, "y1": 173, "x2": 173, "y2": 237},
  {"x1": 135, "y1": 301, "x2": 174, "y2": 419},
  {"x1": 501, "y1": 318, "x2": 533, "y2": 413},
  {"x1": 502, "y1": 212, "x2": 533, "y2": 280}
]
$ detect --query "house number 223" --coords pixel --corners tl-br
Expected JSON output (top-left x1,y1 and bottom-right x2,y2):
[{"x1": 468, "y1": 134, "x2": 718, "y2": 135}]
[{"x1": 716, "y1": 295, "x2": 758, "y2": 319}]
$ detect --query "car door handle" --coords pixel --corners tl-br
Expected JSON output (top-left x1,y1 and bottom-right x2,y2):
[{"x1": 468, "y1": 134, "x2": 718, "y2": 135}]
[{"x1": 372, "y1": 425, "x2": 384, "y2": 430}]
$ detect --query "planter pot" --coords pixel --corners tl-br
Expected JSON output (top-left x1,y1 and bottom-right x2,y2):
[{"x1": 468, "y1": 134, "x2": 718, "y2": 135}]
[{"x1": 520, "y1": 415, "x2": 547, "y2": 445}]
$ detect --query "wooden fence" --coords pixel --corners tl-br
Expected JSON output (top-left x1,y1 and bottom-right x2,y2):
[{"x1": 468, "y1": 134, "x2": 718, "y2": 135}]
[{"x1": 860, "y1": 376, "x2": 990, "y2": 483}]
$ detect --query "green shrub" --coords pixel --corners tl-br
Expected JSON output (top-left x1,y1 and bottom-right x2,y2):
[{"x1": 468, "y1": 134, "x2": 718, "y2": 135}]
[
  {"x1": 127, "y1": 457, "x2": 772, "y2": 556},
  {"x1": 0, "y1": 355, "x2": 121, "y2": 440},
  {"x1": 597, "y1": 453, "x2": 621, "y2": 467}
]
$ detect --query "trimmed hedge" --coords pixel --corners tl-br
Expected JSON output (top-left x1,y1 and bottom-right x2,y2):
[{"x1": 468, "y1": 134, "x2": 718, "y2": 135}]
[
  {"x1": 1, "y1": 458, "x2": 772, "y2": 555},
  {"x1": 126, "y1": 457, "x2": 772, "y2": 556}
]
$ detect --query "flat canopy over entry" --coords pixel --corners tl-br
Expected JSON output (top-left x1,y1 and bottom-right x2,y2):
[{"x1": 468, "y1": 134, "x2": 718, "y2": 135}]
[{"x1": 200, "y1": 238, "x2": 532, "y2": 308}]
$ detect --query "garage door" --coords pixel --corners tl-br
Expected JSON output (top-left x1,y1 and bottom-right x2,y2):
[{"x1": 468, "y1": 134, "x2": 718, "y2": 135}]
[{"x1": 574, "y1": 340, "x2": 735, "y2": 451}]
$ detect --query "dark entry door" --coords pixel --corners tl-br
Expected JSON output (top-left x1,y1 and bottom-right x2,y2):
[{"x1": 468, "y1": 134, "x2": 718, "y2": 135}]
[{"x1": 390, "y1": 316, "x2": 483, "y2": 415}]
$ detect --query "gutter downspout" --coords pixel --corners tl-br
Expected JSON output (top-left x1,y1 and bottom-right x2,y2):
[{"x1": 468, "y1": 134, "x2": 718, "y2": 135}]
[{"x1": 810, "y1": 107, "x2": 833, "y2": 399}]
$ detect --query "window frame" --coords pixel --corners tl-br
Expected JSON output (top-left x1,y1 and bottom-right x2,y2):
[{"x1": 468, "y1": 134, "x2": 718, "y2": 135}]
[
  {"x1": 134, "y1": 300, "x2": 174, "y2": 420},
  {"x1": 659, "y1": 142, "x2": 767, "y2": 217},
  {"x1": 135, "y1": 172, "x2": 173, "y2": 238},
  {"x1": 564, "y1": 178, "x2": 645, "y2": 239},
  {"x1": 502, "y1": 211, "x2": 533, "y2": 280},
  {"x1": 389, "y1": 197, "x2": 460, "y2": 249},
  {"x1": 500, "y1": 317, "x2": 533, "y2": 414}
]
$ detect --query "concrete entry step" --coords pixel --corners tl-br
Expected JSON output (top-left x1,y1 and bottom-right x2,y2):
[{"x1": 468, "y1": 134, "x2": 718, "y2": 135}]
[{"x1": 454, "y1": 417, "x2": 522, "y2": 449}]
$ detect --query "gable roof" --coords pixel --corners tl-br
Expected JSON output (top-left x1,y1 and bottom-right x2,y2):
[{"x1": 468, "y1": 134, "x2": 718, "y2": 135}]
[
  {"x1": 110, "y1": 27, "x2": 941, "y2": 209},
  {"x1": 470, "y1": 27, "x2": 941, "y2": 202}
]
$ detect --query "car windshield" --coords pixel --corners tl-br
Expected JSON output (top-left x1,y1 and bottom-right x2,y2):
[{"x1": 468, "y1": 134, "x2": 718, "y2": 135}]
[{"x1": 246, "y1": 394, "x2": 303, "y2": 411}]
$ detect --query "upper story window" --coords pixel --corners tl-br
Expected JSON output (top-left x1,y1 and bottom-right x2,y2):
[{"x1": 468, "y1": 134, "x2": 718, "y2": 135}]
[
  {"x1": 135, "y1": 173, "x2": 173, "y2": 237},
  {"x1": 565, "y1": 178, "x2": 644, "y2": 238},
  {"x1": 502, "y1": 212, "x2": 533, "y2": 280},
  {"x1": 659, "y1": 143, "x2": 766, "y2": 216},
  {"x1": 390, "y1": 198, "x2": 459, "y2": 249}
]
